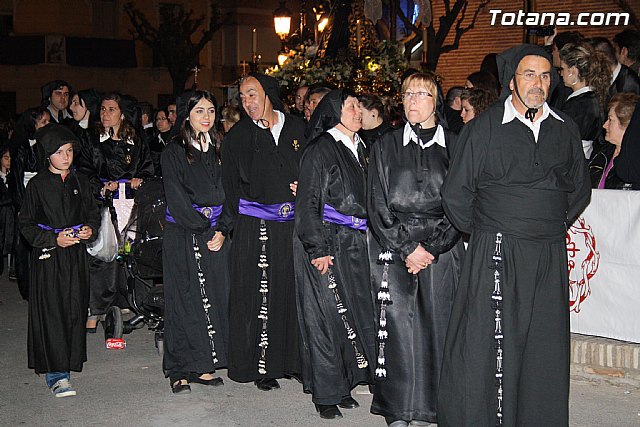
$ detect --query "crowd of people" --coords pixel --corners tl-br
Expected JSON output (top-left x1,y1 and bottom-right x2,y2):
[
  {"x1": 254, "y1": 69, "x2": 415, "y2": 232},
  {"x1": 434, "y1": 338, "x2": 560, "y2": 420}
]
[{"x1": 1, "y1": 27, "x2": 639, "y2": 427}]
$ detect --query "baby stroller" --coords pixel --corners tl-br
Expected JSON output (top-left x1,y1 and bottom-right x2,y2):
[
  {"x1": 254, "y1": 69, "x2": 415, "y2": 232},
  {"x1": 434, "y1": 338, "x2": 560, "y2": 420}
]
[{"x1": 102, "y1": 177, "x2": 166, "y2": 355}]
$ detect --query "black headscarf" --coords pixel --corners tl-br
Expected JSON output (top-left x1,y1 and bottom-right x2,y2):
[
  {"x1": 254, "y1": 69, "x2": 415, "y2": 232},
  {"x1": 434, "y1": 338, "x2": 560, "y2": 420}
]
[
  {"x1": 35, "y1": 123, "x2": 79, "y2": 159},
  {"x1": 76, "y1": 89, "x2": 102, "y2": 121},
  {"x1": 247, "y1": 72, "x2": 285, "y2": 113},
  {"x1": 496, "y1": 44, "x2": 558, "y2": 120},
  {"x1": 306, "y1": 89, "x2": 347, "y2": 142}
]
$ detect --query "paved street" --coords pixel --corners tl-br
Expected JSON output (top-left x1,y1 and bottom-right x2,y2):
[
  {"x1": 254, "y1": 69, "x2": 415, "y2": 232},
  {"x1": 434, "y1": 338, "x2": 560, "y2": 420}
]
[{"x1": 0, "y1": 277, "x2": 638, "y2": 426}]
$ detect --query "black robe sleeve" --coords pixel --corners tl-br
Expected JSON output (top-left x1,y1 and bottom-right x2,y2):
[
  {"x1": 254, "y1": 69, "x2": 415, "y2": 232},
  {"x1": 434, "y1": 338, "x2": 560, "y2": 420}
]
[
  {"x1": 564, "y1": 118, "x2": 592, "y2": 222},
  {"x1": 441, "y1": 117, "x2": 490, "y2": 235},
  {"x1": 295, "y1": 136, "x2": 329, "y2": 259},
  {"x1": 18, "y1": 180, "x2": 57, "y2": 248}
]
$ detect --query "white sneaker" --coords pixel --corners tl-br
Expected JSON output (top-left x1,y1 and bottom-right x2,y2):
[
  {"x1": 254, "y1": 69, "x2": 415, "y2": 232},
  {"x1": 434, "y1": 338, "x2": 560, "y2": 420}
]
[{"x1": 50, "y1": 378, "x2": 77, "y2": 397}]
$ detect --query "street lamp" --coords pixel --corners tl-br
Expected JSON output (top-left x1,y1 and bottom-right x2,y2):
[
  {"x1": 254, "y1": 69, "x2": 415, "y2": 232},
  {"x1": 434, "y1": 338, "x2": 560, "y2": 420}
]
[{"x1": 273, "y1": 1, "x2": 292, "y2": 41}]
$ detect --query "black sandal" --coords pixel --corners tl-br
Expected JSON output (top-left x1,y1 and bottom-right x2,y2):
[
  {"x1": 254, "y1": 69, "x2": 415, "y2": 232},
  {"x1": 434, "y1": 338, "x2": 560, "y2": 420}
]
[
  {"x1": 171, "y1": 380, "x2": 191, "y2": 394},
  {"x1": 190, "y1": 374, "x2": 223, "y2": 386}
]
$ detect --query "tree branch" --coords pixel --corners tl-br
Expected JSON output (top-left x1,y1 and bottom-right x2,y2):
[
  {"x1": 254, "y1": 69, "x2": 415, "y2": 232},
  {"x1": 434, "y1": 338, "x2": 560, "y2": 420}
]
[{"x1": 441, "y1": 0, "x2": 490, "y2": 54}]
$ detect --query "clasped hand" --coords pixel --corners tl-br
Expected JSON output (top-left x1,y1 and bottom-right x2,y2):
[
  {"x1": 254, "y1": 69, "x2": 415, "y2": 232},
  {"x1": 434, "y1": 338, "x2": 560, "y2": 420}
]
[
  {"x1": 405, "y1": 245, "x2": 435, "y2": 275},
  {"x1": 56, "y1": 225, "x2": 93, "y2": 248}
]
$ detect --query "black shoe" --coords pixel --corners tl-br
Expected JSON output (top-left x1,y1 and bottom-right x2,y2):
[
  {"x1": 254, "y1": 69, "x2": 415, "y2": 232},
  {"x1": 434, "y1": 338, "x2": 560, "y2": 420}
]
[
  {"x1": 315, "y1": 404, "x2": 343, "y2": 419},
  {"x1": 338, "y1": 395, "x2": 359, "y2": 409},
  {"x1": 254, "y1": 378, "x2": 280, "y2": 391},
  {"x1": 190, "y1": 375, "x2": 224, "y2": 386},
  {"x1": 171, "y1": 380, "x2": 191, "y2": 394}
]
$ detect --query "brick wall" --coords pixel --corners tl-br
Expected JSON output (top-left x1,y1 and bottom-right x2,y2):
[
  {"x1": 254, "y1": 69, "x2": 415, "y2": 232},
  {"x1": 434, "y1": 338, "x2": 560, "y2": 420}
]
[{"x1": 426, "y1": 0, "x2": 637, "y2": 91}]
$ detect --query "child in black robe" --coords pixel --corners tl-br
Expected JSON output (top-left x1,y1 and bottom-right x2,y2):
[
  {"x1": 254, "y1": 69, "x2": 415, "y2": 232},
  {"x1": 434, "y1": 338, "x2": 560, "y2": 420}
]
[{"x1": 18, "y1": 123, "x2": 100, "y2": 397}]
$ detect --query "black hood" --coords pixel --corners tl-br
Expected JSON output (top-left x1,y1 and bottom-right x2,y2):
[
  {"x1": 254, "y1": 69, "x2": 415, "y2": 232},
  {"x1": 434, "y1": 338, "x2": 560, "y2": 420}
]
[
  {"x1": 496, "y1": 44, "x2": 557, "y2": 101},
  {"x1": 247, "y1": 72, "x2": 285, "y2": 113},
  {"x1": 35, "y1": 123, "x2": 79, "y2": 158},
  {"x1": 306, "y1": 90, "x2": 344, "y2": 142}
]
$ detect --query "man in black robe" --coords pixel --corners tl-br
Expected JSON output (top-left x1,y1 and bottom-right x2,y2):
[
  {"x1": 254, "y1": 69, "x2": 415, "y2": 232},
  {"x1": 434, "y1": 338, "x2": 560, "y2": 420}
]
[
  {"x1": 438, "y1": 44, "x2": 591, "y2": 427},
  {"x1": 222, "y1": 73, "x2": 305, "y2": 391}
]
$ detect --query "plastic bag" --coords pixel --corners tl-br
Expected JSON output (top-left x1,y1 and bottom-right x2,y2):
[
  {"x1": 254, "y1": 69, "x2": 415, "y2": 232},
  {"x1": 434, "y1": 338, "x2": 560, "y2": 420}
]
[{"x1": 87, "y1": 207, "x2": 119, "y2": 262}]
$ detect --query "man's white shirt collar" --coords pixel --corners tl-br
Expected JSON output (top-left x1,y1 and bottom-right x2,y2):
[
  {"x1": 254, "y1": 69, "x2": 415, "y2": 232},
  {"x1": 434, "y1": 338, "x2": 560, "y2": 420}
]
[
  {"x1": 502, "y1": 95, "x2": 563, "y2": 142},
  {"x1": 255, "y1": 110, "x2": 285, "y2": 146},
  {"x1": 611, "y1": 62, "x2": 622, "y2": 85},
  {"x1": 566, "y1": 86, "x2": 593, "y2": 101},
  {"x1": 402, "y1": 122, "x2": 446, "y2": 149}
]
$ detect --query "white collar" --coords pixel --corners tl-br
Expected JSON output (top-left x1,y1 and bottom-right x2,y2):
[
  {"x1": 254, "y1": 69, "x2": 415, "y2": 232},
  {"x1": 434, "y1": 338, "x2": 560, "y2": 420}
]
[
  {"x1": 100, "y1": 131, "x2": 135, "y2": 145},
  {"x1": 566, "y1": 86, "x2": 593, "y2": 100},
  {"x1": 255, "y1": 110, "x2": 285, "y2": 146},
  {"x1": 612, "y1": 62, "x2": 622, "y2": 85},
  {"x1": 191, "y1": 132, "x2": 211, "y2": 152},
  {"x1": 502, "y1": 95, "x2": 563, "y2": 125},
  {"x1": 327, "y1": 127, "x2": 363, "y2": 162},
  {"x1": 402, "y1": 122, "x2": 446, "y2": 149},
  {"x1": 254, "y1": 110, "x2": 283, "y2": 129},
  {"x1": 143, "y1": 123, "x2": 154, "y2": 129},
  {"x1": 79, "y1": 118, "x2": 89, "y2": 129}
]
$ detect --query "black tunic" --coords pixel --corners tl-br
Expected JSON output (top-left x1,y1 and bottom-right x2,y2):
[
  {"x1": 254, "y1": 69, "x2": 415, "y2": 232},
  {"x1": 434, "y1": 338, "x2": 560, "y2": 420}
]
[
  {"x1": 438, "y1": 101, "x2": 591, "y2": 427},
  {"x1": 367, "y1": 125, "x2": 463, "y2": 423},
  {"x1": 161, "y1": 140, "x2": 231, "y2": 381},
  {"x1": 293, "y1": 131, "x2": 375, "y2": 405},
  {"x1": 19, "y1": 170, "x2": 100, "y2": 374},
  {"x1": 88, "y1": 133, "x2": 154, "y2": 315},
  {"x1": 222, "y1": 114, "x2": 306, "y2": 382},
  {"x1": 560, "y1": 91, "x2": 602, "y2": 157}
]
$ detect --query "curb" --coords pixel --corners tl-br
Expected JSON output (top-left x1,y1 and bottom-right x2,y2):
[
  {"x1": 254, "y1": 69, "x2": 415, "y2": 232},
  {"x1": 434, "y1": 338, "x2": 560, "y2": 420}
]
[{"x1": 570, "y1": 333, "x2": 640, "y2": 389}]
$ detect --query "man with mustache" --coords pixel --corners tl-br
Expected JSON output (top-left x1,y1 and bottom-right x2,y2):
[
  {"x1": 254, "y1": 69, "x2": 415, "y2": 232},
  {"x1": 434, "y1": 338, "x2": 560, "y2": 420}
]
[
  {"x1": 222, "y1": 73, "x2": 306, "y2": 391},
  {"x1": 438, "y1": 44, "x2": 591, "y2": 427}
]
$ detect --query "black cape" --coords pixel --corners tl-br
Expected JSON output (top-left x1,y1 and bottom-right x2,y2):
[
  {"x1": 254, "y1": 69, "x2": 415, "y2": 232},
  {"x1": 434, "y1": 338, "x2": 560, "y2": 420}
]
[
  {"x1": 19, "y1": 170, "x2": 100, "y2": 373},
  {"x1": 161, "y1": 140, "x2": 231, "y2": 381},
  {"x1": 560, "y1": 90, "x2": 603, "y2": 154},
  {"x1": 367, "y1": 125, "x2": 463, "y2": 423},
  {"x1": 438, "y1": 100, "x2": 591, "y2": 427},
  {"x1": 293, "y1": 131, "x2": 375, "y2": 405},
  {"x1": 221, "y1": 113, "x2": 306, "y2": 382}
]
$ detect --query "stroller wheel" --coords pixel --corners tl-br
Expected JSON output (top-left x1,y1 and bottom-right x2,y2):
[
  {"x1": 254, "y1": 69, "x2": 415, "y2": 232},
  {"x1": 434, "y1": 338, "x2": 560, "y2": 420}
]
[
  {"x1": 104, "y1": 306, "x2": 124, "y2": 340},
  {"x1": 155, "y1": 332, "x2": 164, "y2": 356}
]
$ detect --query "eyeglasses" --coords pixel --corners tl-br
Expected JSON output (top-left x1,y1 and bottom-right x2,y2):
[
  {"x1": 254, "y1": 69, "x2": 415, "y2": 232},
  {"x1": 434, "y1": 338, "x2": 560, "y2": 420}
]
[
  {"x1": 156, "y1": 117, "x2": 168, "y2": 121},
  {"x1": 403, "y1": 91, "x2": 431, "y2": 100},
  {"x1": 515, "y1": 71, "x2": 551, "y2": 82}
]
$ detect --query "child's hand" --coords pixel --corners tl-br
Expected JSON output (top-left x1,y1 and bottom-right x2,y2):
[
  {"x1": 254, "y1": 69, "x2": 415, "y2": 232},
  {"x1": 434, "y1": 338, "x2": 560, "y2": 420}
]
[
  {"x1": 57, "y1": 229, "x2": 80, "y2": 248},
  {"x1": 77, "y1": 225, "x2": 93, "y2": 240}
]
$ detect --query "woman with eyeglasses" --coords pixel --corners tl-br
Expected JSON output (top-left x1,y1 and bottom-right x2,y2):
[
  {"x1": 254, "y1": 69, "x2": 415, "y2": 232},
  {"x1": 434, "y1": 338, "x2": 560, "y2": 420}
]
[
  {"x1": 367, "y1": 72, "x2": 464, "y2": 427},
  {"x1": 149, "y1": 107, "x2": 172, "y2": 176}
]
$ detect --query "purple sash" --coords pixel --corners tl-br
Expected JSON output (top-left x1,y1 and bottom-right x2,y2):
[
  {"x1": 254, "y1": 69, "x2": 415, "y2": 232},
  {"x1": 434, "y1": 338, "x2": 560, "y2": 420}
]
[
  {"x1": 323, "y1": 204, "x2": 367, "y2": 231},
  {"x1": 100, "y1": 178, "x2": 132, "y2": 199},
  {"x1": 238, "y1": 199, "x2": 295, "y2": 222},
  {"x1": 166, "y1": 204, "x2": 222, "y2": 227},
  {"x1": 38, "y1": 223, "x2": 84, "y2": 235}
]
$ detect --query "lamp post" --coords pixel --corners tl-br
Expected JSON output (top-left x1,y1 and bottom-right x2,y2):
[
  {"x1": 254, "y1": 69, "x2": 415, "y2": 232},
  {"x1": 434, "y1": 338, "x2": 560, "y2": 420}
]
[{"x1": 273, "y1": 0, "x2": 292, "y2": 67}]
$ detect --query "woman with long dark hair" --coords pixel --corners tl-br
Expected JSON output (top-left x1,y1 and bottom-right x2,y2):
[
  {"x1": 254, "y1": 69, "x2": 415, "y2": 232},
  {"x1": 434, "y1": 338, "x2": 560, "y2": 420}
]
[{"x1": 161, "y1": 90, "x2": 230, "y2": 394}]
